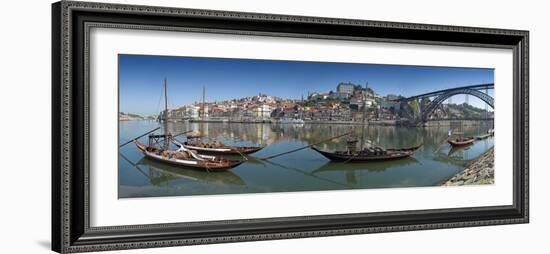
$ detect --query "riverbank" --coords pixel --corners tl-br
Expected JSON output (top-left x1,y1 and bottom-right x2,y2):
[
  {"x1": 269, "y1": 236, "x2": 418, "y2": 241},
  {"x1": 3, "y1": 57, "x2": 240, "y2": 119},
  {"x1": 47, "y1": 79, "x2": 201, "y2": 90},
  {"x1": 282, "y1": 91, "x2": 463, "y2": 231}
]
[
  {"x1": 187, "y1": 118, "x2": 402, "y2": 125},
  {"x1": 179, "y1": 118, "x2": 493, "y2": 127},
  {"x1": 441, "y1": 147, "x2": 494, "y2": 186},
  {"x1": 424, "y1": 119, "x2": 493, "y2": 127}
]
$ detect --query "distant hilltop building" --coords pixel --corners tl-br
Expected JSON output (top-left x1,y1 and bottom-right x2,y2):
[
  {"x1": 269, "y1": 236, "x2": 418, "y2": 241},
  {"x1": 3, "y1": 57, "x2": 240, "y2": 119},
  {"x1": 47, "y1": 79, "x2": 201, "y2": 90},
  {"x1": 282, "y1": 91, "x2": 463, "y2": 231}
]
[
  {"x1": 350, "y1": 97, "x2": 376, "y2": 111},
  {"x1": 329, "y1": 90, "x2": 350, "y2": 100},
  {"x1": 386, "y1": 94, "x2": 400, "y2": 101},
  {"x1": 308, "y1": 92, "x2": 330, "y2": 101},
  {"x1": 336, "y1": 82, "x2": 355, "y2": 95},
  {"x1": 155, "y1": 81, "x2": 415, "y2": 122},
  {"x1": 253, "y1": 93, "x2": 278, "y2": 104},
  {"x1": 309, "y1": 81, "x2": 375, "y2": 103},
  {"x1": 380, "y1": 94, "x2": 402, "y2": 111}
]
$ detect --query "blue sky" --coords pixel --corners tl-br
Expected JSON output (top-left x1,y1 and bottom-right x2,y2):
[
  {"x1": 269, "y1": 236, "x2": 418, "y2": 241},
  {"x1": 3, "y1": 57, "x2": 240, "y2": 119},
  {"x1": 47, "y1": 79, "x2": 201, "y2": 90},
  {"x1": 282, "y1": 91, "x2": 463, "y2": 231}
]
[{"x1": 119, "y1": 54, "x2": 494, "y2": 115}]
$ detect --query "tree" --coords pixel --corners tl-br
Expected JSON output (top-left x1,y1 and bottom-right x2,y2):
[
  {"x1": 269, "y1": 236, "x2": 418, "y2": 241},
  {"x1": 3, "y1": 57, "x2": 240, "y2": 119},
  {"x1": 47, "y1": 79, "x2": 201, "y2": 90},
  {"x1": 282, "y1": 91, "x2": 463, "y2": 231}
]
[{"x1": 408, "y1": 100, "x2": 420, "y2": 117}]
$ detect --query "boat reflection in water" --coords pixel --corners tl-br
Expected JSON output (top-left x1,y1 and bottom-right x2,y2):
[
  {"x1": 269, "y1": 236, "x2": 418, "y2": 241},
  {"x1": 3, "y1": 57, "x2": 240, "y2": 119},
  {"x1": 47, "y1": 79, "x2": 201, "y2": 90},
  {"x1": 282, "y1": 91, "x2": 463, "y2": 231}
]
[
  {"x1": 119, "y1": 120, "x2": 494, "y2": 197},
  {"x1": 447, "y1": 143, "x2": 474, "y2": 157},
  {"x1": 313, "y1": 156, "x2": 421, "y2": 174},
  {"x1": 431, "y1": 136, "x2": 493, "y2": 168},
  {"x1": 310, "y1": 156, "x2": 422, "y2": 188},
  {"x1": 445, "y1": 136, "x2": 493, "y2": 160},
  {"x1": 121, "y1": 153, "x2": 246, "y2": 187}
]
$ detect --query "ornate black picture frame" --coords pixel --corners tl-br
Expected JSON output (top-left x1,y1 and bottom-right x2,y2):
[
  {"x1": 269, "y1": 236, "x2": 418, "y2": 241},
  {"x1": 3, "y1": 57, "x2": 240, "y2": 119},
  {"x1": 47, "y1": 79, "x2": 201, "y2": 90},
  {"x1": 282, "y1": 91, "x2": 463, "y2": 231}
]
[{"x1": 52, "y1": 1, "x2": 529, "y2": 253}]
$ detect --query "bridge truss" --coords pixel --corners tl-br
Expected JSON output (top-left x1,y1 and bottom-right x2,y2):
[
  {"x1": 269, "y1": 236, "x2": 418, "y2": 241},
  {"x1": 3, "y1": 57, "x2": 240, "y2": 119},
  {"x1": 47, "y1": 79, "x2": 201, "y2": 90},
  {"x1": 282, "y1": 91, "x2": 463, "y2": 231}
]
[{"x1": 396, "y1": 83, "x2": 494, "y2": 125}]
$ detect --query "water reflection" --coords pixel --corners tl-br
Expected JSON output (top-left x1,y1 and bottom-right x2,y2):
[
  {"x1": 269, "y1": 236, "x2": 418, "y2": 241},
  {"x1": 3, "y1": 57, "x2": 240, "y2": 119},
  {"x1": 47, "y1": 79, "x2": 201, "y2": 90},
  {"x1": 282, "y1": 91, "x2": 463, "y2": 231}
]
[
  {"x1": 118, "y1": 121, "x2": 494, "y2": 197},
  {"x1": 313, "y1": 156, "x2": 421, "y2": 174},
  {"x1": 310, "y1": 157, "x2": 421, "y2": 188},
  {"x1": 120, "y1": 152, "x2": 246, "y2": 187},
  {"x1": 448, "y1": 144, "x2": 474, "y2": 157}
]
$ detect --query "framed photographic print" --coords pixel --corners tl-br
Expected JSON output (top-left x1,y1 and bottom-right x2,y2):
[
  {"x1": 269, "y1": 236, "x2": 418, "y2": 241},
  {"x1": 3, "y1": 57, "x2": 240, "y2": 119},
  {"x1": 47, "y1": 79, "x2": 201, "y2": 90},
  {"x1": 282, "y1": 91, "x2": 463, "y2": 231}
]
[{"x1": 52, "y1": 1, "x2": 529, "y2": 253}]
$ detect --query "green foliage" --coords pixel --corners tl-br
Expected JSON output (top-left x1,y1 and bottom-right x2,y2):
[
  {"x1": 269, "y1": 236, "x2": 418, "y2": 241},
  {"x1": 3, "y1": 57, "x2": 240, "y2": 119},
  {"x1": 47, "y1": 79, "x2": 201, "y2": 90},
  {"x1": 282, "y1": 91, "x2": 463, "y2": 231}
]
[
  {"x1": 301, "y1": 101, "x2": 317, "y2": 107},
  {"x1": 408, "y1": 100, "x2": 420, "y2": 117},
  {"x1": 447, "y1": 103, "x2": 490, "y2": 118}
]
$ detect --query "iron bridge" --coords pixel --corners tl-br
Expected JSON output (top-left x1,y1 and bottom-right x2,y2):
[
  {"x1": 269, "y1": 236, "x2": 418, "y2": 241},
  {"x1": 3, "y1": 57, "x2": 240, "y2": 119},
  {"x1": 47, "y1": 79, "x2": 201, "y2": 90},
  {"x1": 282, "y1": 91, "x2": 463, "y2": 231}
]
[{"x1": 393, "y1": 83, "x2": 494, "y2": 124}]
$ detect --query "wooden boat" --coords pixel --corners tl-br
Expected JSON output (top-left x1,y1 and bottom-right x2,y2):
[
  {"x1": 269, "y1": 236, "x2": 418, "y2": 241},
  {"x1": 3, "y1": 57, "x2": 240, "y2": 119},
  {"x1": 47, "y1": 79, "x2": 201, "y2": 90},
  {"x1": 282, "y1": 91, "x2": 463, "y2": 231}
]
[
  {"x1": 308, "y1": 84, "x2": 421, "y2": 163},
  {"x1": 134, "y1": 140, "x2": 243, "y2": 171},
  {"x1": 311, "y1": 144, "x2": 422, "y2": 162},
  {"x1": 127, "y1": 79, "x2": 244, "y2": 172},
  {"x1": 447, "y1": 137, "x2": 475, "y2": 147},
  {"x1": 178, "y1": 86, "x2": 264, "y2": 156},
  {"x1": 176, "y1": 140, "x2": 264, "y2": 155},
  {"x1": 260, "y1": 84, "x2": 420, "y2": 163}
]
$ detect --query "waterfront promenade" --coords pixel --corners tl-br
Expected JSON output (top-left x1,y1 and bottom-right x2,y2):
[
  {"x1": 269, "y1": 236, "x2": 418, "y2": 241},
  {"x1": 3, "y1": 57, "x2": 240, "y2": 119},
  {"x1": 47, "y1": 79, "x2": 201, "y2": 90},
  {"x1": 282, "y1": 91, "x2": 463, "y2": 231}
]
[{"x1": 184, "y1": 118, "x2": 493, "y2": 127}]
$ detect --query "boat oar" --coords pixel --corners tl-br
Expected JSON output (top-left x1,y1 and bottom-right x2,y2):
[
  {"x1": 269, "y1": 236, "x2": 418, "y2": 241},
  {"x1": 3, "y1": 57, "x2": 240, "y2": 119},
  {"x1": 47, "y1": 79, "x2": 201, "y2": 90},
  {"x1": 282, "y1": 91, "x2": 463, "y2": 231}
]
[
  {"x1": 261, "y1": 158, "x2": 352, "y2": 188},
  {"x1": 259, "y1": 132, "x2": 351, "y2": 160},
  {"x1": 119, "y1": 152, "x2": 150, "y2": 180},
  {"x1": 240, "y1": 156, "x2": 267, "y2": 167},
  {"x1": 119, "y1": 127, "x2": 160, "y2": 148}
]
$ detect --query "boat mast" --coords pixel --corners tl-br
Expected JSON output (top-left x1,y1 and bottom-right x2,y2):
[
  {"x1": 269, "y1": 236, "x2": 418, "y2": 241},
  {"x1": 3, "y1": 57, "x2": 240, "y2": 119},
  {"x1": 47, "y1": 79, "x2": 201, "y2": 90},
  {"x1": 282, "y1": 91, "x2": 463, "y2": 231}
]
[
  {"x1": 163, "y1": 78, "x2": 169, "y2": 150},
  {"x1": 202, "y1": 85, "x2": 206, "y2": 121},
  {"x1": 360, "y1": 82, "x2": 367, "y2": 151}
]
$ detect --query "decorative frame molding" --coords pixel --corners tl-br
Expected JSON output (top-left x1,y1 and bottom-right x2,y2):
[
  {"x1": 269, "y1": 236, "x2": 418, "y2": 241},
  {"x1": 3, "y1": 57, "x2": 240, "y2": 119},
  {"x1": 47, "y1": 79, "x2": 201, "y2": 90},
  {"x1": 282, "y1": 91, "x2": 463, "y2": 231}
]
[{"x1": 52, "y1": 1, "x2": 529, "y2": 253}]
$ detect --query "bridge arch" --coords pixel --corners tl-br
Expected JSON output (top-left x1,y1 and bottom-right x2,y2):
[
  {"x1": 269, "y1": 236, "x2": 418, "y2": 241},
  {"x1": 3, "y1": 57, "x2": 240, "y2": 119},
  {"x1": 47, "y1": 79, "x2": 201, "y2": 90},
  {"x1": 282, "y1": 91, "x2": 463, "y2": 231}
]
[{"x1": 421, "y1": 88, "x2": 494, "y2": 122}]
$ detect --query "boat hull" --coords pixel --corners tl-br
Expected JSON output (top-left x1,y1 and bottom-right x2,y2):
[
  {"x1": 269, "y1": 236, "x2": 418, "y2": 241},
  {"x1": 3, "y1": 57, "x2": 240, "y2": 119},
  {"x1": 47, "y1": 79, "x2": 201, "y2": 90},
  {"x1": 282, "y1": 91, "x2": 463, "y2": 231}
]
[
  {"x1": 134, "y1": 142, "x2": 243, "y2": 171},
  {"x1": 447, "y1": 138, "x2": 475, "y2": 147},
  {"x1": 181, "y1": 142, "x2": 264, "y2": 155},
  {"x1": 311, "y1": 145, "x2": 420, "y2": 162}
]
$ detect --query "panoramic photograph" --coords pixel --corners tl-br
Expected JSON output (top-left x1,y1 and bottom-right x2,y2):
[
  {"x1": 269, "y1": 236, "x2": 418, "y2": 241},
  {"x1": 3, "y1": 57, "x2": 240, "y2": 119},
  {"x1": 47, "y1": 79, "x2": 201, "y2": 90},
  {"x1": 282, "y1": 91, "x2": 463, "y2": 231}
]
[{"x1": 117, "y1": 54, "x2": 495, "y2": 198}]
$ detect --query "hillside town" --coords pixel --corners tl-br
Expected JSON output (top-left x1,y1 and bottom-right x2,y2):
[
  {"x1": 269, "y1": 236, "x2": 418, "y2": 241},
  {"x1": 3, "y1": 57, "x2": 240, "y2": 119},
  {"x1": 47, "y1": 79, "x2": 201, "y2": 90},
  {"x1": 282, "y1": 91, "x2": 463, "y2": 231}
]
[{"x1": 122, "y1": 81, "x2": 492, "y2": 125}]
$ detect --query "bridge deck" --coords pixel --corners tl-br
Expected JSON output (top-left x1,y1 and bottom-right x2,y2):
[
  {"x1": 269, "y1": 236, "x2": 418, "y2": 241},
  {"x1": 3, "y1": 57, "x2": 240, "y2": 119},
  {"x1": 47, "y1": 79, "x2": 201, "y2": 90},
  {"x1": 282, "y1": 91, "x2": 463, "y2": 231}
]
[{"x1": 395, "y1": 83, "x2": 494, "y2": 102}]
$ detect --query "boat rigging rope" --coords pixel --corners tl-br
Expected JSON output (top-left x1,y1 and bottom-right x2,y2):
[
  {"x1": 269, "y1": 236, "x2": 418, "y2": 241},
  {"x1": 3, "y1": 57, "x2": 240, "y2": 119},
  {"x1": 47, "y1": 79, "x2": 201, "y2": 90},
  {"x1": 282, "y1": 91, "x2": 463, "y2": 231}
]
[
  {"x1": 232, "y1": 148, "x2": 249, "y2": 161},
  {"x1": 260, "y1": 131, "x2": 351, "y2": 160},
  {"x1": 154, "y1": 85, "x2": 164, "y2": 119}
]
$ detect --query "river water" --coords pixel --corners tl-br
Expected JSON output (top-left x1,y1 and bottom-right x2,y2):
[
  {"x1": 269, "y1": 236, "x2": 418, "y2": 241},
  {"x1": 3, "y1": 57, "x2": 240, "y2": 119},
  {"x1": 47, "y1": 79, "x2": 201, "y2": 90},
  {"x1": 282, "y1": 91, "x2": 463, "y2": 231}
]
[{"x1": 118, "y1": 121, "x2": 494, "y2": 198}]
